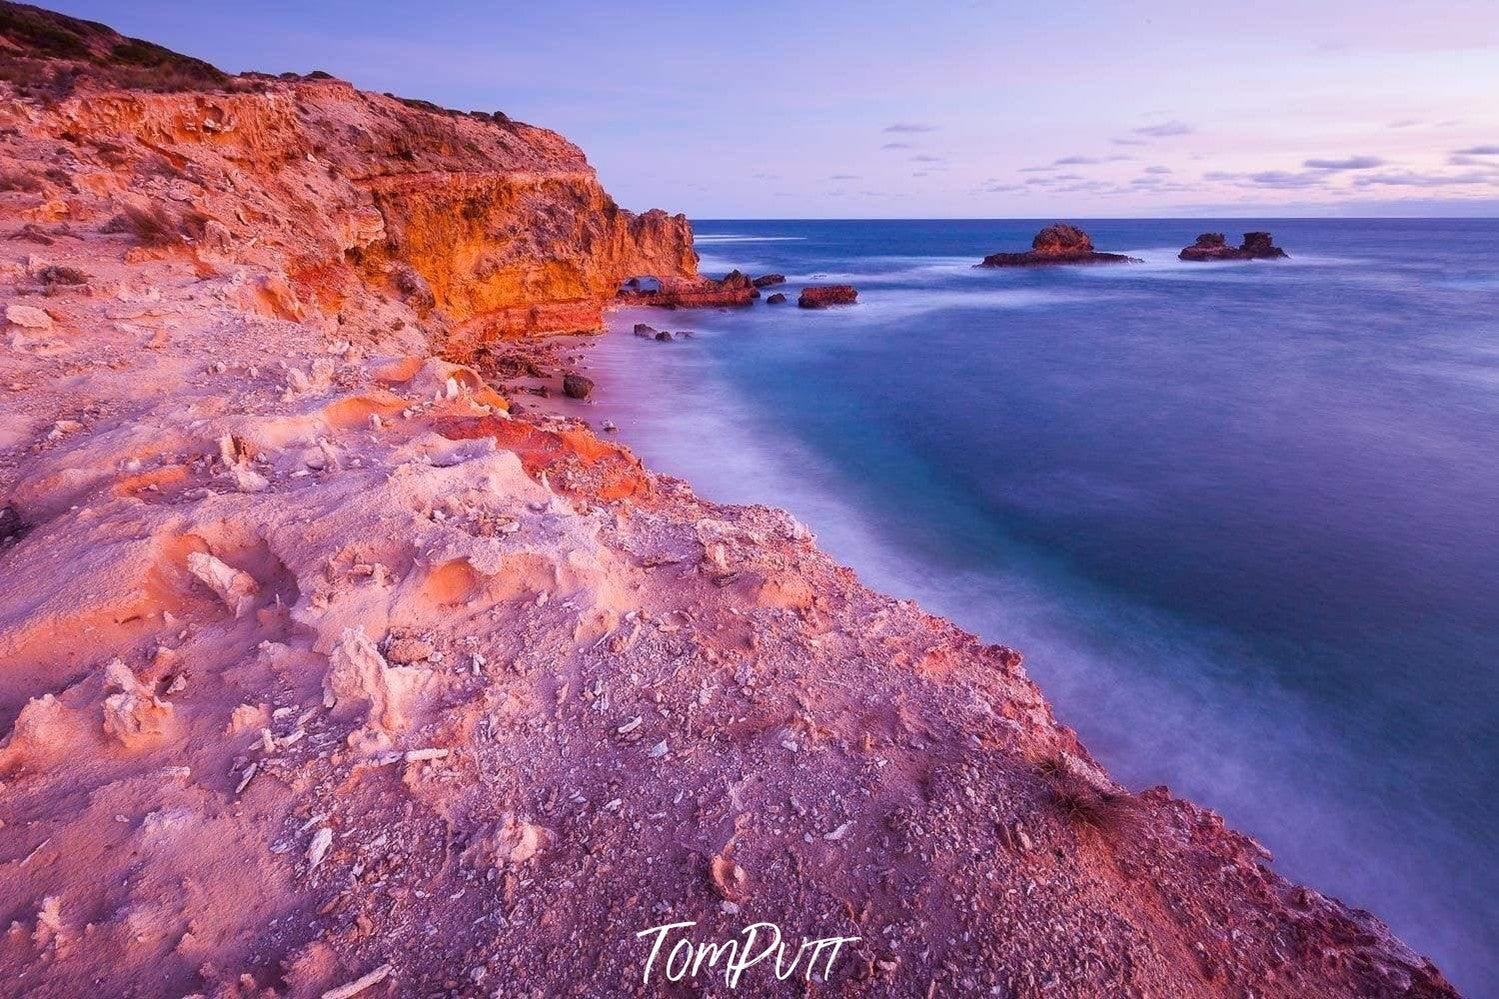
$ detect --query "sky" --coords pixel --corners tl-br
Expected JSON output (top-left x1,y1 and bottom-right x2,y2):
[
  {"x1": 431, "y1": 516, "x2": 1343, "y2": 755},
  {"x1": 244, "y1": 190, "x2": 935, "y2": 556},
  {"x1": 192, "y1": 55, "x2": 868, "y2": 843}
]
[{"x1": 50, "y1": 1, "x2": 1499, "y2": 218}]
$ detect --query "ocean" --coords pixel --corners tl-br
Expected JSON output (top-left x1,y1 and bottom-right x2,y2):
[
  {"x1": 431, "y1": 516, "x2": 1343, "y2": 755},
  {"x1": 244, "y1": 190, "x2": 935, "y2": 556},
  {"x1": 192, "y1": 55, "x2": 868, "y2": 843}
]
[{"x1": 581, "y1": 219, "x2": 1499, "y2": 993}]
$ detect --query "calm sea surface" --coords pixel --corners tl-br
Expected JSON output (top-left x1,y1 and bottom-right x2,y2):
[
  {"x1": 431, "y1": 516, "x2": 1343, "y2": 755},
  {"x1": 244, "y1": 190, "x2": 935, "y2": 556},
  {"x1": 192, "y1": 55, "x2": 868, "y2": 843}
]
[{"x1": 580, "y1": 219, "x2": 1499, "y2": 992}]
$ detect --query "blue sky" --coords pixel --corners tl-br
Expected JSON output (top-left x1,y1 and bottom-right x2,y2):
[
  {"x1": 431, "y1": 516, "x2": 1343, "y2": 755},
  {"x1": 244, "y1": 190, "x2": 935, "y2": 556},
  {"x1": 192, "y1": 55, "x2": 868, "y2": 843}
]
[{"x1": 53, "y1": 1, "x2": 1499, "y2": 217}]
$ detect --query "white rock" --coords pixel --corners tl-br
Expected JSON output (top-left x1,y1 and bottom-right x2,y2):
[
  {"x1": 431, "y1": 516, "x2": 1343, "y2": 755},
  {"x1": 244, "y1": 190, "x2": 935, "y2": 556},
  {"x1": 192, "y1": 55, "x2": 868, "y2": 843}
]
[
  {"x1": 5, "y1": 305, "x2": 52, "y2": 330},
  {"x1": 306, "y1": 826, "x2": 333, "y2": 872},
  {"x1": 186, "y1": 551, "x2": 259, "y2": 617}
]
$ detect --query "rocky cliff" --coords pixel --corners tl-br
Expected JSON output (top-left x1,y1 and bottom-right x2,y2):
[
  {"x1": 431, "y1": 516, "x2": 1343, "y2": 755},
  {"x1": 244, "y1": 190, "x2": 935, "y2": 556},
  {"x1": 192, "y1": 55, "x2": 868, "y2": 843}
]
[
  {"x1": 0, "y1": 5, "x2": 1458, "y2": 998},
  {"x1": 1, "y1": 2, "x2": 696, "y2": 354}
]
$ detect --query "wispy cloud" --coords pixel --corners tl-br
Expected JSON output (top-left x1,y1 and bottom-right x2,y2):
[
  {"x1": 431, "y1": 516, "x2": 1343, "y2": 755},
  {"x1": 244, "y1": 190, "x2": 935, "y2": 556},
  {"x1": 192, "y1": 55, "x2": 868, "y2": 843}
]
[
  {"x1": 1455, "y1": 144, "x2": 1499, "y2": 155},
  {"x1": 1132, "y1": 120, "x2": 1194, "y2": 138},
  {"x1": 1247, "y1": 170, "x2": 1326, "y2": 188},
  {"x1": 1144, "y1": 165, "x2": 1173, "y2": 174},
  {"x1": 883, "y1": 122, "x2": 937, "y2": 133},
  {"x1": 880, "y1": 141, "x2": 914, "y2": 150},
  {"x1": 1111, "y1": 137, "x2": 1147, "y2": 146},
  {"x1": 910, "y1": 154, "x2": 944, "y2": 163},
  {"x1": 827, "y1": 173, "x2": 860, "y2": 180},
  {"x1": 1351, "y1": 171, "x2": 1499, "y2": 188},
  {"x1": 1054, "y1": 154, "x2": 1102, "y2": 165},
  {"x1": 1304, "y1": 155, "x2": 1385, "y2": 170}
]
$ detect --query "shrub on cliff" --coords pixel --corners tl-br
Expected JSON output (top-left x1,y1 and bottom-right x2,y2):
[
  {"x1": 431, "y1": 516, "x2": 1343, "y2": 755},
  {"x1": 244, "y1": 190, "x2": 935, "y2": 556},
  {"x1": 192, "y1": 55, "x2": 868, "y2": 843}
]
[{"x1": 102, "y1": 204, "x2": 209, "y2": 247}]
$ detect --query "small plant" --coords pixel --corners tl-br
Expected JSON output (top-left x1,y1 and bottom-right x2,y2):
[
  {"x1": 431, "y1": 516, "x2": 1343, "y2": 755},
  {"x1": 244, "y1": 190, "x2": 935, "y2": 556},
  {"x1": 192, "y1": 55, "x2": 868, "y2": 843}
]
[
  {"x1": 38, "y1": 264, "x2": 88, "y2": 286},
  {"x1": 1034, "y1": 753, "x2": 1139, "y2": 833},
  {"x1": 0, "y1": 167, "x2": 42, "y2": 193},
  {"x1": 101, "y1": 204, "x2": 208, "y2": 247}
]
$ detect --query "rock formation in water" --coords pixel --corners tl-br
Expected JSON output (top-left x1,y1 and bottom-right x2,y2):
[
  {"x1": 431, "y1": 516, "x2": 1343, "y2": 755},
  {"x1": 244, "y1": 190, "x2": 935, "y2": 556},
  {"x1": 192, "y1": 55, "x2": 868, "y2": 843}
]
[
  {"x1": 797, "y1": 284, "x2": 860, "y2": 308},
  {"x1": 1179, "y1": 231, "x2": 1290, "y2": 261},
  {"x1": 0, "y1": 5, "x2": 1455, "y2": 997},
  {"x1": 616, "y1": 268, "x2": 758, "y2": 309},
  {"x1": 980, "y1": 223, "x2": 1142, "y2": 266}
]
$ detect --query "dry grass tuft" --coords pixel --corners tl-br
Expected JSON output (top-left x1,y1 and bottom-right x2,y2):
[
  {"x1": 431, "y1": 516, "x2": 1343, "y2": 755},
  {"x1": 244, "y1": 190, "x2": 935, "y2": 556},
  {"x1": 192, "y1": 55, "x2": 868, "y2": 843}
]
[
  {"x1": 101, "y1": 204, "x2": 207, "y2": 247},
  {"x1": 1034, "y1": 753, "x2": 1140, "y2": 834}
]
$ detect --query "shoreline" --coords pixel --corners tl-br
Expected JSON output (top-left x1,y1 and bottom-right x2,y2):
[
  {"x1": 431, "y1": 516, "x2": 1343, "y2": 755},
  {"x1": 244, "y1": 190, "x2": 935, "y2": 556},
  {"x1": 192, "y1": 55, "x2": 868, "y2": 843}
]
[{"x1": 0, "y1": 13, "x2": 1463, "y2": 995}]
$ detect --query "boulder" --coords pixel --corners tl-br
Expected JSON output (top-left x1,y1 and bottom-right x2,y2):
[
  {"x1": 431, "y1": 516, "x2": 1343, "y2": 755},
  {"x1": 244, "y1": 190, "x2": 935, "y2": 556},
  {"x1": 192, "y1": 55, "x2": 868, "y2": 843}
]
[
  {"x1": 654, "y1": 330, "x2": 673, "y2": 341},
  {"x1": 632, "y1": 323, "x2": 657, "y2": 338},
  {"x1": 562, "y1": 372, "x2": 594, "y2": 399},
  {"x1": 797, "y1": 285, "x2": 859, "y2": 309},
  {"x1": 752, "y1": 273, "x2": 786, "y2": 288},
  {"x1": 5, "y1": 304, "x2": 53, "y2": 329},
  {"x1": 765, "y1": 292, "x2": 787, "y2": 305},
  {"x1": 1179, "y1": 231, "x2": 1288, "y2": 261},
  {"x1": 979, "y1": 224, "x2": 1141, "y2": 267}
]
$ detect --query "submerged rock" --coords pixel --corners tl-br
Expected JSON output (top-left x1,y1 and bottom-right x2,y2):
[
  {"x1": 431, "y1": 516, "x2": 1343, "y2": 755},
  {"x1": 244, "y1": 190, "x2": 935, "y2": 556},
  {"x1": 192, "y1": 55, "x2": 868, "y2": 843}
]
[
  {"x1": 1179, "y1": 231, "x2": 1289, "y2": 261},
  {"x1": 979, "y1": 223, "x2": 1141, "y2": 266},
  {"x1": 562, "y1": 372, "x2": 594, "y2": 399},
  {"x1": 765, "y1": 292, "x2": 787, "y2": 304},
  {"x1": 752, "y1": 273, "x2": 786, "y2": 288},
  {"x1": 797, "y1": 285, "x2": 858, "y2": 308}
]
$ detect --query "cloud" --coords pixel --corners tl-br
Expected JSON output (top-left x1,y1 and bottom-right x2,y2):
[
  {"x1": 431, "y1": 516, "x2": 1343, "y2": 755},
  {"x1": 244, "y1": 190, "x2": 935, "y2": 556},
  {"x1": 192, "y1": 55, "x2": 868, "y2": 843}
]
[
  {"x1": 1387, "y1": 119, "x2": 1421, "y2": 129},
  {"x1": 1247, "y1": 170, "x2": 1327, "y2": 188},
  {"x1": 883, "y1": 122, "x2": 936, "y2": 133},
  {"x1": 1447, "y1": 154, "x2": 1499, "y2": 167},
  {"x1": 1132, "y1": 120, "x2": 1194, "y2": 138},
  {"x1": 1111, "y1": 137, "x2": 1147, "y2": 146},
  {"x1": 1304, "y1": 155, "x2": 1385, "y2": 170},
  {"x1": 1456, "y1": 145, "x2": 1499, "y2": 155},
  {"x1": 1144, "y1": 165, "x2": 1173, "y2": 174},
  {"x1": 1053, "y1": 155, "x2": 1102, "y2": 165},
  {"x1": 880, "y1": 142, "x2": 914, "y2": 150},
  {"x1": 910, "y1": 154, "x2": 944, "y2": 163},
  {"x1": 827, "y1": 173, "x2": 860, "y2": 180},
  {"x1": 981, "y1": 182, "x2": 1023, "y2": 192},
  {"x1": 1351, "y1": 171, "x2": 1499, "y2": 188}
]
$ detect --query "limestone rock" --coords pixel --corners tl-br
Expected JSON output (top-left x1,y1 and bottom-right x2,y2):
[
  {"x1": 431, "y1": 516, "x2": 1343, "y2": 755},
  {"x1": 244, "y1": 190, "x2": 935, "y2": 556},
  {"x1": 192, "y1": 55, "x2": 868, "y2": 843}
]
[
  {"x1": 980, "y1": 224, "x2": 1141, "y2": 266},
  {"x1": 186, "y1": 551, "x2": 259, "y2": 617},
  {"x1": 101, "y1": 658, "x2": 172, "y2": 748},
  {"x1": 1179, "y1": 231, "x2": 1289, "y2": 261},
  {"x1": 5, "y1": 304, "x2": 53, "y2": 329},
  {"x1": 797, "y1": 285, "x2": 859, "y2": 308}
]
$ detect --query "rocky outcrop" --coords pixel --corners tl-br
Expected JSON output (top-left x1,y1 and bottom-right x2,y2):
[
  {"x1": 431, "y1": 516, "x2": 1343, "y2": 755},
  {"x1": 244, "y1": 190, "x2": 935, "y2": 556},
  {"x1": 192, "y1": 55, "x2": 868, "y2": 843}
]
[
  {"x1": 980, "y1": 223, "x2": 1141, "y2": 266},
  {"x1": 752, "y1": 273, "x2": 785, "y2": 288},
  {"x1": 1179, "y1": 231, "x2": 1290, "y2": 261},
  {"x1": 797, "y1": 284, "x2": 859, "y2": 308},
  {"x1": 6, "y1": 13, "x2": 698, "y2": 355},
  {"x1": 765, "y1": 291, "x2": 787, "y2": 304},
  {"x1": 617, "y1": 269, "x2": 757, "y2": 309}
]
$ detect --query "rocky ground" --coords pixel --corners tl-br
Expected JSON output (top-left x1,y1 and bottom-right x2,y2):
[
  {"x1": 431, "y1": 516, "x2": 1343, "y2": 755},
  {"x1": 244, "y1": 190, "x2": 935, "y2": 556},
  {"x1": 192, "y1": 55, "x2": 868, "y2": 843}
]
[{"x1": 0, "y1": 4, "x2": 1460, "y2": 997}]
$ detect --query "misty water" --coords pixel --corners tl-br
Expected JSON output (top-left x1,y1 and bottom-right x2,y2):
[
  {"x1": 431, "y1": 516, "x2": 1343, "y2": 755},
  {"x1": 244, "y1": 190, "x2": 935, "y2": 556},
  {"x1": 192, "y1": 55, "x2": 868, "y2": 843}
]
[{"x1": 577, "y1": 219, "x2": 1499, "y2": 992}]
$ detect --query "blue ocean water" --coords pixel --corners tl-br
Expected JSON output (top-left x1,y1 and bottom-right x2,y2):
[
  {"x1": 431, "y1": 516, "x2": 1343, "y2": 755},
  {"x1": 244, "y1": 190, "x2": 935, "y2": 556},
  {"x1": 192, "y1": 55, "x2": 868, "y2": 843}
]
[{"x1": 582, "y1": 219, "x2": 1499, "y2": 993}]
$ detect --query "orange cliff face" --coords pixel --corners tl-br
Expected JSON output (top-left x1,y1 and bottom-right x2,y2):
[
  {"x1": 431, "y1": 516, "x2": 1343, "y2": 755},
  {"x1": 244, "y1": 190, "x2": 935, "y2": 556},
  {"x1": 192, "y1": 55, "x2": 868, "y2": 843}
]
[{"x1": 39, "y1": 73, "x2": 698, "y2": 354}]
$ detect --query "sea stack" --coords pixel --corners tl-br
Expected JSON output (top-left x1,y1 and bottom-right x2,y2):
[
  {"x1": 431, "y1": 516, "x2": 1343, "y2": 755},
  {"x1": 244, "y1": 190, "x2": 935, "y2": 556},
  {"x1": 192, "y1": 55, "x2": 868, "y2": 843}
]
[
  {"x1": 797, "y1": 285, "x2": 859, "y2": 308},
  {"x1": 979, "y1": 223, "x2": 1142, "y2": 267},
  {"x1": 1179, "y1": 231, "x2": 1289, "y2": 261}
]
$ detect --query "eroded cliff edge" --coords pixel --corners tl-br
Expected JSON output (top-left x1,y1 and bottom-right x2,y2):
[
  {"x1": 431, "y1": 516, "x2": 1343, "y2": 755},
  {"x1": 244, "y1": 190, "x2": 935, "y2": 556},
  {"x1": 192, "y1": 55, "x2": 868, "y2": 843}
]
[{"x1": 0, "y1": 5, "x2": 1458, "y2": 997}]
